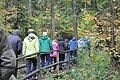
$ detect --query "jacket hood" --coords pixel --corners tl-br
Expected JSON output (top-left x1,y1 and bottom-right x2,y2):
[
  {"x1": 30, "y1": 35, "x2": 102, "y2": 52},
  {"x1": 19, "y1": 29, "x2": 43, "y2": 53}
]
[
  {"x1": 72, "y1": 38, "x2": 77, "y2": 41},
  {"x1": 40, "y1": 36, "x2": 49, "y2": 40},
  {"x1": 13, "y1": 29, "x2": 20, "y2": 36},
  {"x1": 27, "y1": 33, "x2": 37, "y2": 41},
  {"x1": 82, "y1": 37, "x2": 88, "y2": 41}
]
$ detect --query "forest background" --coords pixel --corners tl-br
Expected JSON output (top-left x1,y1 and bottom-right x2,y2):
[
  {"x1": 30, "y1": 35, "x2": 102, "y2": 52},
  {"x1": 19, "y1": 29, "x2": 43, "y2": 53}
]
[{"x1": 0, "y1": 0, "x2": 120, "y2": 79}]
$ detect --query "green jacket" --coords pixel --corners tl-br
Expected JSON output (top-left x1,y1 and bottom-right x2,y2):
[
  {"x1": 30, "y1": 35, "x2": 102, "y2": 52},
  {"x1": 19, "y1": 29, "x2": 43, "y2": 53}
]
[{"x1": 39, "y1": 36, "x2": 53, "y2": 54}]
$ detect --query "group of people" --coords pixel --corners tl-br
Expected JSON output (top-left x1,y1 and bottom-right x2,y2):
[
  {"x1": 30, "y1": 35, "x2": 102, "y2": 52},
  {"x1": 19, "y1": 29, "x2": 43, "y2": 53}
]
[{"x1": 0, "y1": 28, "x2": 91, "y2": 80}]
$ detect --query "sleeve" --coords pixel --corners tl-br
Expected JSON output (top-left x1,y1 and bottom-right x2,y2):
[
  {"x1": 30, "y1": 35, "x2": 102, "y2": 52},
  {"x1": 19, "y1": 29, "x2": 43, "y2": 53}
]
[
  {"x1": 63, "y1": 42, "x2": 66, "y2": 50},
  {"x1": 39, "y1": 39, "x2": 41, "y2": 51},
  {"x1": 17, "y1": 38, "x2": 22, "y2": 54},
  {"x1": 49, "y1": 39, "x2": 53, "y2": 50},
  {"x1": 56, "y1": 43, "x2": 59, "y2": 50},
  {"x1": 35, "y1": 39, "x2": 39, "y2": 52},
  {"x1": 22, "y1": 39, "x2": 26, "y2": 55},
  {"x1": 76, "y1": 41, "x2": 78, "y2": 47}
]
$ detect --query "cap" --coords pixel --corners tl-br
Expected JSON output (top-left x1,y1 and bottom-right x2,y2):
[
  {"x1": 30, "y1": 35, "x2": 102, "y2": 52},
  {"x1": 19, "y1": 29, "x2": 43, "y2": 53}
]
[{"x1": 28, "y1": 29, "x2": 34, "y2": 33}]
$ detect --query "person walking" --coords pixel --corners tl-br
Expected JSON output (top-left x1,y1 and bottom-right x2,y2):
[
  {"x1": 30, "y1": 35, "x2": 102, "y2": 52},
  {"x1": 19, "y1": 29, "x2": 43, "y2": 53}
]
[
  {"x1": 50, "y1": 39, "x2": 59, "y2": 70},
  {"x1": 7, "y1": 29, "x2": 22, "y2": 77},
  {"x1": 64, "y1": 39, "x2": 69, "y2": 65},
  {"x1": 22, "y1": 30, "x2": 39, "y2": 79},
  {"x1": 57, "y1": 37, "x2": 66, "y2": 70},
  {"x1": 0, "y1": 29, "x2": 16, "y2": 80},
  {"x1": 69, "y1": 37, "x2": 78, "y2": 60},
  {"x1": 39, "y1": 32, "x2": 53, "y2": 67}
]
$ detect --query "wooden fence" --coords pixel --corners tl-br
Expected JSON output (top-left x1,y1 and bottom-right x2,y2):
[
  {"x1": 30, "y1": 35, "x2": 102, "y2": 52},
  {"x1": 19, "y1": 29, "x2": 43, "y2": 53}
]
[{"x1": 16, "y1": 50, "x2": 77, "y2": 80}]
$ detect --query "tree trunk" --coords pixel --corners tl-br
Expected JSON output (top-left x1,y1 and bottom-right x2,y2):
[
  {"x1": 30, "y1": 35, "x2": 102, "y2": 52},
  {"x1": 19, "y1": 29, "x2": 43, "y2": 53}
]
[
  {"x1": 110, "y1": 0, "x2": 120, "y2": 71},
  {"x1": 110, "y1": 0, "x2": 115, "y2": 48},
  {"x1": 91, "y1": 0, "x2": 97, "y2": 12},
  {"x1": 51, "y1": 0, "x2": 55, "y2": 39},
  {"x1": 28, "y1": 0, "x2": 32, "y2": 17},
  {"x1": 73, "y1": 0, "x2": 78, "y2": 39}
]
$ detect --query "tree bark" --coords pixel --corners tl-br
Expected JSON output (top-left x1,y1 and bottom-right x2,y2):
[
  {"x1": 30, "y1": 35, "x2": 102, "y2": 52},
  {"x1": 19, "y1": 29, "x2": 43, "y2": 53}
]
[
  {"x1": 91, "y1": 0, "x2": 97, "y2": 12},
  {"x1": 73, "y1": 0, "x2": 78, "y2": 39},
  {"x1": 28, "y1": 0, "x2": 32, "y2": 17},
  {"x1": 110, "y1": 0, "x2": 115, "y2": 47},
  {"x1": 51, "y1": 0, "x2": 55, "y2": 39},
  {"x1": 110, "y1": 0, "x2": 120, "y2": 71}
]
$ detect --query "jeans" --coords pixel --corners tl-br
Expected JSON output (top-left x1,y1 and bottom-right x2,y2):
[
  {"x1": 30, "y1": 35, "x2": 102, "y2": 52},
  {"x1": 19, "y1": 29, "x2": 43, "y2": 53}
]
[
  {"x1": 51, "y1": 57, "x2": 57, "y2": 70},
  {"x1": 26, "y1": 58, "x2": 37, "y2": 75},
  {"x1": 59, "y1": 54, "x2": 65, "y2": 69},
  {"x1": 41, "y1": 54, "x2": 51, "y2": 67},
  {"x1": 70, "y1": 50, "x2": 77, "y2": 60}
]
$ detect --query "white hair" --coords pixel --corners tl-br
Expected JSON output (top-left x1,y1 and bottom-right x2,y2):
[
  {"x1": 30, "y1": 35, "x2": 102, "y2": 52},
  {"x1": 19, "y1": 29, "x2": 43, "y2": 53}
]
[{"x1": 43, "y1": 32, "x2": 47, "y2": 36}]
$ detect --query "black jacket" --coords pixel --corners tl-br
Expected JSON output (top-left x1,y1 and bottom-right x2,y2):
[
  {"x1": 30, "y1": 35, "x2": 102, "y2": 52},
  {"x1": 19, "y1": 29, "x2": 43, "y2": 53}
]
[
  {"x1": 0, "y1": 29, "x2": 16, "y2": 80},
  {"x1": 57, "y1": 39, "x2": 66, "y2": 54},
  {"x1": 7, "y1": 29, "x2": 22, "y2": 56}
]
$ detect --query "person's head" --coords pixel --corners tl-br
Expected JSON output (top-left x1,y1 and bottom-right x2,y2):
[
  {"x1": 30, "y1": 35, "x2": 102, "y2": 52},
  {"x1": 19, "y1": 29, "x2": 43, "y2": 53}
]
[
  {"x1": 13, "y1": 29, "x2": 21, "y2": 36},
  {"x1": 53, "y1": 39, "x2": 57, "y2": 42},
  {"x1": 65, "y1": 39, "x2": 68, "y2": 42},
  {"x1": 28, "y1": 29, "x2": 35, "y2": 34},
  {"x1": 43, "y1": 32, "x2": 47, "y2": 36},
  {"x1": 28, "y1": 33, "x2": 35, "y2": 39}
]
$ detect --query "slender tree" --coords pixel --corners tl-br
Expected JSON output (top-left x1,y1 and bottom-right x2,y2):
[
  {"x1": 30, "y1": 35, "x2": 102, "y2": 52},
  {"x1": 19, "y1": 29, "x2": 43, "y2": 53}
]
[
  {"x1": 28, "y1": 0, "x2": 32, "y2": 17},
  {"x1": 51, "y1": 0, "x2": 55, "y2": 39},
  {"x1": 110, "y1": 0, "x2": 115, "y2": 47},
  {"x1": 91, "y1": 0, "x2": 97, "y2": 12},
  {"x1": 73, "y1": 0, "x2": 78, "y2": 39}
]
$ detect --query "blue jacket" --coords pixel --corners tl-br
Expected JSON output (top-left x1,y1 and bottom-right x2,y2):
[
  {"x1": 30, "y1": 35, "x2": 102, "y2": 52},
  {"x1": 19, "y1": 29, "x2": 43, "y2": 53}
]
[
  {"x1": 82, "y1": 37, "x2": 90, "y2": 46},
  {"x1": 8, "y1": 29, "x2": 22, "y2": 56},
  {"x1": 69, "y1": 38, "x2": 78, "y2": 51}
]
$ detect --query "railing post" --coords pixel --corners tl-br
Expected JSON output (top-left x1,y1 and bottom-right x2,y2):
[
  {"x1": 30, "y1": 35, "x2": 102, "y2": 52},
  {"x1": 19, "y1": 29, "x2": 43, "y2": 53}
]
[
  {"x1": 57, "y1": 51, "x2": 59, "y2": 74},
  {"x1": 37, "y1": 53, "x2": 41, "y2": 80},
  {"x1": 15, "y1": 60, "x2": 18, "y2": 78},
  {"x1": 68, "y1": 51, "x2": 70, "y2": 70}
]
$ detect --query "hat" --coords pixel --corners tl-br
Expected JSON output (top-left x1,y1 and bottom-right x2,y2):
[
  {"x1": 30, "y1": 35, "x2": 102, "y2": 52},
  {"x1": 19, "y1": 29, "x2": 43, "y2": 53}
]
[
  {"x1": 28, "y1": 33, "x2": 34, "y2": 38},
  {"x1": 13, "y1": 29, "x2": 20, "y2": 35},
  {"x1": 28, "y1": 29, "x2": 34, "y2": 33},
  {"x1": 43, "y1": 32, "x2": 47, "y2": 36}
]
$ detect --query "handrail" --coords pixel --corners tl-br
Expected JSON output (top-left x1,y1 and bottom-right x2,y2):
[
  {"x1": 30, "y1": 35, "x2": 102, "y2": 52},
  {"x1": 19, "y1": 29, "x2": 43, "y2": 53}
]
[
  {"x1": 17, "y1": 48, "x2": 81, "y2": 80},
  {"x1": 16, "y1": 49, "x2": 71, "y2": 60},
  {"x1": 21, "y1": 58, "x2": 76, "y2": 80}
]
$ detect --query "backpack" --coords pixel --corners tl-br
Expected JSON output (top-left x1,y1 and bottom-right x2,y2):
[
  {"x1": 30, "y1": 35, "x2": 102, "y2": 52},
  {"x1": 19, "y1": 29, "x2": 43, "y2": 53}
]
[{"x1": 82, "y1": 37, "x2": 90, "y2": 47}]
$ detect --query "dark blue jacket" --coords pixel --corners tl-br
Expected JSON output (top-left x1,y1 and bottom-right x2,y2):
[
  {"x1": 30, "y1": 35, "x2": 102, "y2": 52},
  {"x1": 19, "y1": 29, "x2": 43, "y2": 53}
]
[
  {"x1": 69, "y1": 38, "x2": 78, "y2": 51},
  {"x1": 8, "y1": 29, "x2": 22, "y2": 56}
]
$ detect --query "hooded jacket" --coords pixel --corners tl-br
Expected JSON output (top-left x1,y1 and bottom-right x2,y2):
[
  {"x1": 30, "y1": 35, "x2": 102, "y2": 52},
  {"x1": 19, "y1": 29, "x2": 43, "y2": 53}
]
[
  {"x1": 57, "y1": 38, "x2": 66, "y2": 54},
  {"x1": 39, "y1": 36, "x2": 53, "y2": 54},
  {"x1": 0, "y1": 29, "x2": 16, "y2": 80},
  {"x1": 52, "y1": 41, "x2": 59, "y2": 54},
  {"x1": 69, "y1": 38, "x2": 78, "y2": 51},
  {"x1": 77, "y1": 39, "x2": 86, "y2": 48},
  {"x1": 7, "y1": 29, "x2": 22, "y2": 56},
  {"x1": 23, "y1": 33, "x2": 39, "y2": 58}
]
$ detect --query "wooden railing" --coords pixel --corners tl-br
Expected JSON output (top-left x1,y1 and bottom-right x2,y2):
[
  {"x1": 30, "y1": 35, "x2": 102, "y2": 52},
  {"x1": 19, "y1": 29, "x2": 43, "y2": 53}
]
[{"x1": 16, "y1": 50, "x2": 77, "y2": 80}]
